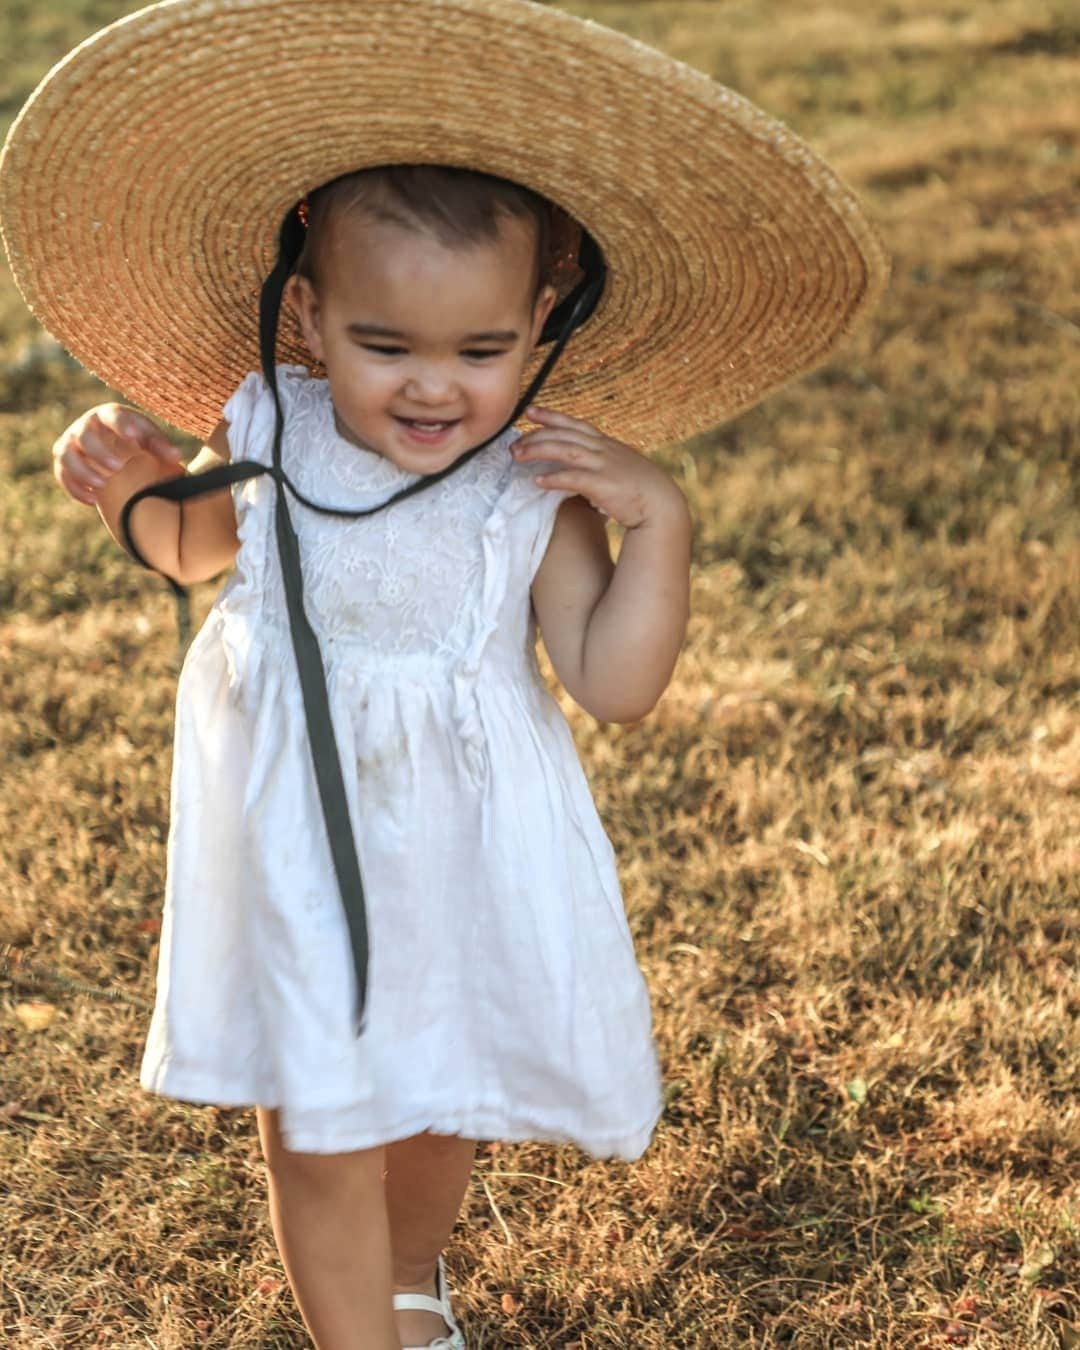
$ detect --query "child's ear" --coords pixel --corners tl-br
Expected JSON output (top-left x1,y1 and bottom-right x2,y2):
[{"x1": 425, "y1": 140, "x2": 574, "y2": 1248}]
[
  {"x1": 530, "y1": 283, "x2": 558, "y2": 347},
  {"x1": 285, "y1": 274, "x2": 325, "y2": 361}
]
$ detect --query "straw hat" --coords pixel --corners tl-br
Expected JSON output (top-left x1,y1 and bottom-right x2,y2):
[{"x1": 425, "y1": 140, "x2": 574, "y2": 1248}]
[{"x1": 0, "y1": 0, "x2": 888, "y2": 448}]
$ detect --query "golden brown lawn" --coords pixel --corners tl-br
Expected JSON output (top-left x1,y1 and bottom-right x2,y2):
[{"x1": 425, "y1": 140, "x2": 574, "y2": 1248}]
[{"x1": 1, "y1": 1, "x2": 1077, "y2": 1346}]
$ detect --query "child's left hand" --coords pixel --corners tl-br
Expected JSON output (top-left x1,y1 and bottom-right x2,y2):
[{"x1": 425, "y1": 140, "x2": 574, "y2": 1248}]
[{"x1": 512, "y1": 405, "x2": 688, "y2": 530}]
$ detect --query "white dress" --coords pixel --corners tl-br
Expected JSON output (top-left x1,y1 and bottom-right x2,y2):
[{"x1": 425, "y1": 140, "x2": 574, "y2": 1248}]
[{"x1": 139, "y1": 364, "x2": 665, "y2": 1160}]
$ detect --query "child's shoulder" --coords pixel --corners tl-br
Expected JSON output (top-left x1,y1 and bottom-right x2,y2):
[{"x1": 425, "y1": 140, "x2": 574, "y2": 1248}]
[
  {"x1": 218, "y1": 365, "x2": 314, "y2": 464},
  {"x1": 221, "y1": 365, "x2": 323, "y2": 439},
  {"x1": 225, "y1": 363, "x2": 320, "y2": 405}
]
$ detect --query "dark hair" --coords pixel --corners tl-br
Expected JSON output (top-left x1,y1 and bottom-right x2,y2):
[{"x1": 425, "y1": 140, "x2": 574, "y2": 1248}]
[{"x1": 294, "y1": 164, "x2": 553, "y2": 294}]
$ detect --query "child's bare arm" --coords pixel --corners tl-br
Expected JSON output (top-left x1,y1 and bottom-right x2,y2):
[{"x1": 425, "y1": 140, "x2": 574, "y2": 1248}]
[
  {"x1": 94, "y1": 447, "x2": 186, "y2": 579},
  {"x1": 174, "y1": 422, "x2": 239, "y2": 583},
  {"x1": 521, "y1": 406, "x2": 692, "y2": 723},
  {"x1": 532, "y1": 492, "x2": 691, "y2": 722},
  {"x1": 88, "y1": 415, "x2": 238, "y2": 585}
]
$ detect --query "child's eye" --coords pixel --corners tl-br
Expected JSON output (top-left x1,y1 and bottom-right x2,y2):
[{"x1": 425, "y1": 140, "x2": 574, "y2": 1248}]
[{"x1": 361, "y1": 345, "x2": 503, "y2": 360}]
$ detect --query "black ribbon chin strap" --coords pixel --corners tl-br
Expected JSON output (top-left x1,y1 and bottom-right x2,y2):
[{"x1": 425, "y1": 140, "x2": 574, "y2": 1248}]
[{"x1": 119, "y1": 204, "x2": 606, "y2": 1039}]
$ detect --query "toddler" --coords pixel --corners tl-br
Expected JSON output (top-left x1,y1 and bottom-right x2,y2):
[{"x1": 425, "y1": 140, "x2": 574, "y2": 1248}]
[{"x1": 55, "y1": 163, "x2": 690, "y2": 1350}]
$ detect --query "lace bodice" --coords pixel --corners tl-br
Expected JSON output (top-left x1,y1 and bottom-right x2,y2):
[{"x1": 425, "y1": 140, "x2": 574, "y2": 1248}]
[{"x1": 219, "y1": 366, "x2": 524, "y2": 661}]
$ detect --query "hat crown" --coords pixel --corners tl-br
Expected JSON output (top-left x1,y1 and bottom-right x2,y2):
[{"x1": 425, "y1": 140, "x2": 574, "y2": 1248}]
[{"x1": 0, "y1": 0, "x2": 888, "y2": 444}]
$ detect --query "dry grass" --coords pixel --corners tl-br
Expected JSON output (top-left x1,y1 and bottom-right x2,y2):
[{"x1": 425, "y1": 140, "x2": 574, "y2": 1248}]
[{"x1": 2, "y1": 1, "x2": 1078, "y2": 1346}]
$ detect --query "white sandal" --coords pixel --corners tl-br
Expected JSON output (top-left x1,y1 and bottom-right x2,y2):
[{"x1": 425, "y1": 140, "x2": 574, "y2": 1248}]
[{"x1": 392, "y1": 1253, "x2": 467, "y2": 1350}]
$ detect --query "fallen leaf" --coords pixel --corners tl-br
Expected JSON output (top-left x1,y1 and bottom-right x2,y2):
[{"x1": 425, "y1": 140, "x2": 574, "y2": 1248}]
[
  {"x1": 501, "y1": 1292, "x2": 522, "y2": 1315},
  {"x1": 256, "y1": 1277, "x2": 282, "y2": 1297},
  {"x1": 15, "y1": 1001, "x2": 56, "y2": 1031}
]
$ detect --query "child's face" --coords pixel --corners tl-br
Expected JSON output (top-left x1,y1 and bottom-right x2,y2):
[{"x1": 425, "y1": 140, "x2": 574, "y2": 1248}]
[{"x1": 287, "y1": 210, "x2": 557, "y2": 474}]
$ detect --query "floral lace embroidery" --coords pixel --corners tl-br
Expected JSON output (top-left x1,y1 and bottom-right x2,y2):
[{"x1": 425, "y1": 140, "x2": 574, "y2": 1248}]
[{"x1": 225, "y1": 369, "x2": 515, "y2": 662}]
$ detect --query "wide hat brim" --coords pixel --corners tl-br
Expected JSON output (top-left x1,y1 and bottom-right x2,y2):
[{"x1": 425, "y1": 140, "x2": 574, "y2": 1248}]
[{"x1": 0, "y1": 0, "x2": 888, "y2": 448}]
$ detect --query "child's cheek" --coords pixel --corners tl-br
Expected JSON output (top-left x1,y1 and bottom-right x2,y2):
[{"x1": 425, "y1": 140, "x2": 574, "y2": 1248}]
[
  {"x1": 354, "y1": 359, "x2": 395, "y2": 403},
  {"x1": 480, "y1": 359, "x2": 524, "y2": 408}
]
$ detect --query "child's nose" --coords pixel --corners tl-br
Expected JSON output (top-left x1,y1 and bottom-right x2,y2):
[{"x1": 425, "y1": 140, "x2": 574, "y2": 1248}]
[{"x1": 404, "y1": 365, "x2": 456, "y2": 401}]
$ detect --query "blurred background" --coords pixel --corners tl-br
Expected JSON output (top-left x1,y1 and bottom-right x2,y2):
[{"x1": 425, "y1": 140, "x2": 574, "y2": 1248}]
[{"x1": 1, "y1": 2, "x2": 1077, "y2": 1346}]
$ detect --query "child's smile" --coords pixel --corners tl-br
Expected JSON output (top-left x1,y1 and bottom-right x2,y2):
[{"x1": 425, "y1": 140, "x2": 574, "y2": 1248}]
[
  {"x1": 287, "y1": 210, "x2": 556, "y2": 475},
  {"x1": 336, "y1": 404, "x2": 461, "y2": 451}
]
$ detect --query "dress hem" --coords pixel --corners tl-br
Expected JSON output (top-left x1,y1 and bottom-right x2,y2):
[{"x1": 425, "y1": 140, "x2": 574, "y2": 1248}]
[{"x1": 139, "y1": 1061, "x2": 663, "y2": 1161}]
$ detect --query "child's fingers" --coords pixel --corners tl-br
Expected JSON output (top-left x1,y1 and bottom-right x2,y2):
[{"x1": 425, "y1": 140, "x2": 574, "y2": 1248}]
[
  {"x1": 525, "y1": 404, "x2": 602, "y2": 435},
  {"x1": 101, "y1": 405, "x2": 183, "y2": 464},
  {"x1": 81, "y1": 417, "x2": 133, "y2": 471},
  {"x1": 142, "y1": 427, "x2": 185, "y2": 464},
  {"x1": 55, "y1": 409, "x2": 134, "y2": 475},
  {"x1": 52, "y1": 440, "x2": 109, "y2": 503},
  {"x1": 513, "y1": 430, "x2": 604, "y2": 461},
  {"x1": 60, "y1": 461, "x2": 105, "y2": 504},
  {"x1": 51, "y1": 423, "x2": 105, "y2": 483},
  {"x1": 534, "y1": 466, "x2": 599, "y2": 492}
]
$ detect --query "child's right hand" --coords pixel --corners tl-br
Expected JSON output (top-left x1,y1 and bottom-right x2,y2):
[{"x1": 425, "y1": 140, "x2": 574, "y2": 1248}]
[{"x1": 52, "y1": 403, "x2": 185, "y2": 506}]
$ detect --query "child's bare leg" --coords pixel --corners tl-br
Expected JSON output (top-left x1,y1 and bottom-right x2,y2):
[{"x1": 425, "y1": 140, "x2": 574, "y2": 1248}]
[
  {"x1": 385, "y1": 1131, "x2": 477, "y2": 1345},
  {"x1": 256, "y1": 1107, "x2": 400, "y2": 1350}
]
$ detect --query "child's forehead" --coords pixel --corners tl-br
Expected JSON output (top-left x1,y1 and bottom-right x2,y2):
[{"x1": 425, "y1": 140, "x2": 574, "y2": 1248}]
[
  {"x1": 320, "y1": 210, "x2": 540, "y2": 305},
  {"x1": 326, "y1": 207, "x2": 538, "y2": 262}
]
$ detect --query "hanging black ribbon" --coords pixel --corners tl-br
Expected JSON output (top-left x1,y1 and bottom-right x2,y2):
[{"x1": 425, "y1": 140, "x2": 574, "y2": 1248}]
[{"x1": 119, "y1": 202, "x2": 606, "y2": 1038}]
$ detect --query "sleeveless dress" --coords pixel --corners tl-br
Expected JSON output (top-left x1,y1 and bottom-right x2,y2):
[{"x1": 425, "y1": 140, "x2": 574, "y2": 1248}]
[{"x1": 138, "y1": 364, "x2": 665, "y2": 1160}]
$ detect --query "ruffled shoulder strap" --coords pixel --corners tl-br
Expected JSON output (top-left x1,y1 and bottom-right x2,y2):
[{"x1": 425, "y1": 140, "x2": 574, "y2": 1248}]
[
  {"x1": 218, "y1": 364, "x2": 325, "y2": 566},
  {"x1": 498, "y1": 431, "x2": 579, "y2": 582},
  {"x1": 221, "y1": 363, "x2": 311, "y2": 466},
  {"x1": 460, "y1": 435, "x2": 578, "y2": 678}
]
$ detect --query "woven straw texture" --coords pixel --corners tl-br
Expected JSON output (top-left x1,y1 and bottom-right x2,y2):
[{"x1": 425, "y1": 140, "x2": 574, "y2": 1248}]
[{"x1": 0, "y1": 0, "x2": 888, "y2": 447}]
